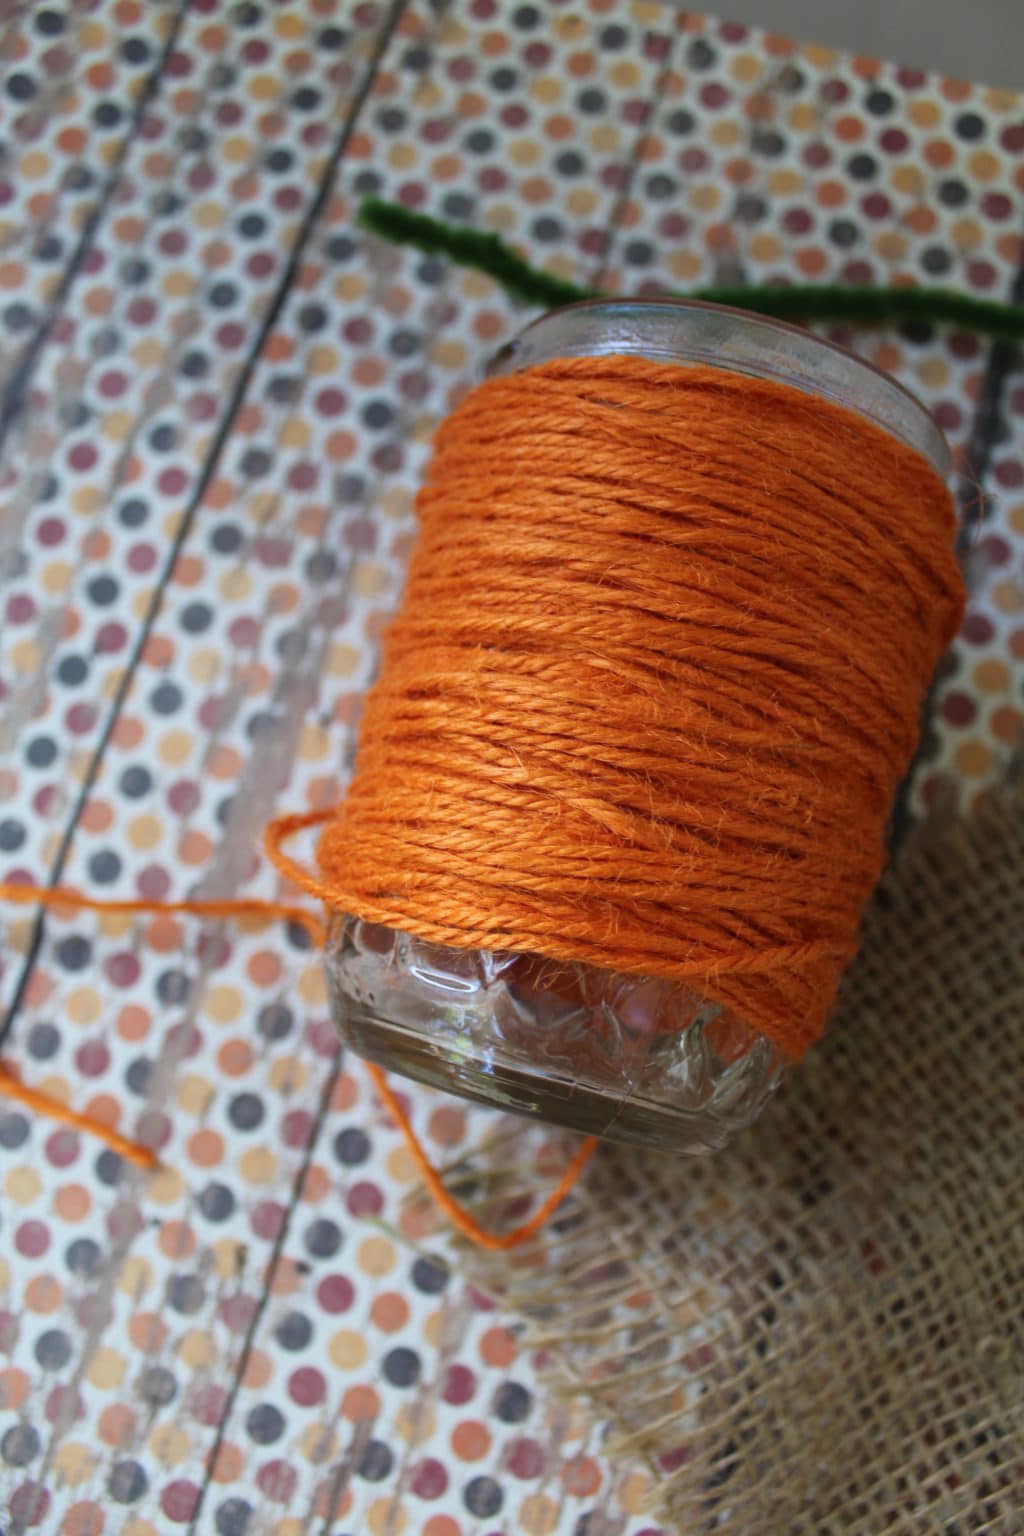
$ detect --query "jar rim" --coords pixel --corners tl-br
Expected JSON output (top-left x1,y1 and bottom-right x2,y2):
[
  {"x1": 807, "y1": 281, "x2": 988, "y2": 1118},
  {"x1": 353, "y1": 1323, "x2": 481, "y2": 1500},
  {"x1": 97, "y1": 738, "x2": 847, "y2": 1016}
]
[{"x1": 488, "y1": 297, "x2": 950, "y2": 477}]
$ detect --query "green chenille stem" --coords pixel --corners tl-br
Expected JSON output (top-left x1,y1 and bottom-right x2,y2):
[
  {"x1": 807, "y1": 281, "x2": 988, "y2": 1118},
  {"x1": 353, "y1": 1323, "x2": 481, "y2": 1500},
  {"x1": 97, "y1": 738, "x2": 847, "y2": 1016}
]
[{"x1": 357, "y1": 197, "x2": 1024, "y2": 343}]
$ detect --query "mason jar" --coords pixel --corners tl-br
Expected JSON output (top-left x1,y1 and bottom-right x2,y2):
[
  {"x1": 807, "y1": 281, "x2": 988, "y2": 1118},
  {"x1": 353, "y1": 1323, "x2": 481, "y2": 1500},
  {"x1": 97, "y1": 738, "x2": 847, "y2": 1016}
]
[{"x1": 323, "y1": 298, "x2": 950, "y2": 1153}]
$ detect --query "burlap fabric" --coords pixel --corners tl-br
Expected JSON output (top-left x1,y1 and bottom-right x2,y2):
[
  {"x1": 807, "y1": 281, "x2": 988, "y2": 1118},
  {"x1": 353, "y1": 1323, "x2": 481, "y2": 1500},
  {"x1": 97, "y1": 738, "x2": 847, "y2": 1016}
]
[{"x1": 463, "y1": 781, "x2": 1024, "y2": 1534}]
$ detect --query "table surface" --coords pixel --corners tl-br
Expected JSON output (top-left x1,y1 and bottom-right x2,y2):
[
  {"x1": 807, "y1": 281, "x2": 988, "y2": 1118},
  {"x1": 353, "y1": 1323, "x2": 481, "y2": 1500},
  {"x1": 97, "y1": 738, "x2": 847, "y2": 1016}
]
[{"x1": 0, "y1": 5, "x2": 1022, "y2": 1535}]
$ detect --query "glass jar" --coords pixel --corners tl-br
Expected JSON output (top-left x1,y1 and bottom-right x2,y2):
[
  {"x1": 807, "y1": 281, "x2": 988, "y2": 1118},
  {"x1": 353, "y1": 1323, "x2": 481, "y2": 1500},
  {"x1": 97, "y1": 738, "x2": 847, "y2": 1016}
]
[{"x1": 324, "y1": 299, "x2": 949, "y2": 1153}]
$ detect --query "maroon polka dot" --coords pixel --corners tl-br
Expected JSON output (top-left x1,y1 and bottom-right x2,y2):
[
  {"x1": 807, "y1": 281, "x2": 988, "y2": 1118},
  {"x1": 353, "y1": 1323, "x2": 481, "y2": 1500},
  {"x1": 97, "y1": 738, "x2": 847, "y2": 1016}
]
[
  {"x1": 256, "y1": 1460, "x2": 297, "y2": 1503},
  {"x1": 506, "y1": 1436, "x2": 546, "y2": 1479},
  {"x1": 962, "y1": 610, "x2": 995, "y2": 645},
  {"x1": 75, "y1": 1040, "x2": 110, "y2": 1078},
  {"x1": 157, "y1": 466, "x2": 188, "y2": 497},
  {"x1": 941, "y1": 690, "x2": 977, "y2": 727},
  {"x1": 167, "y1": 779, "x2": 199, "y2": 815},
  {"x1": 15, "y1": 1221, "x2": 50, "y2": 1258},
  {"x1": 189, "y1": 1382, "x2": 228, "y2": 1427},
  {"x1": 94, "y1": 617, "x2": 127, "y2": 654},
  {"x1": 316, "y1": 1274, "x2": 354, "y2": 1314},
  {"x1": 37, "y1": 517, "x2": 65, "y2": 546},
  {"x1": 127, "y1": 297, "x2": 156, "y2": 326},
  {"x1": 105, "y1": 952, "x2": 142, "y2": 988},
  {"x1": 137, "y1": 865, "x2": 171, "y2": 901},
  {"x1": 281, "y1": 1109, "x2": 313, "y2": 1149},
  {"x1": 247, "y1": 252, "x2": 275, "y2": 279},
  {"x1": 227, "y1": 617, "x2": 259, "y2": 647},
  {"x1": 10, "y1": 1484, "x2": 49, "y2": 1527},
  {"x1": 6, "y1": 594, "x2": 36, "y2": 624},
  {"x1": 699, "y1": 82, "x2": 729, "y2": 110},
  {"x1": 443, "y1": 1364, "x2": 477, "y2": 1404},
  {"x1": 127, "y1": 542, "x2": 158, "y2": 574},
  {"x1": 288, "y1": 1367, "x2": 326, "y2": 1407},
  {"x1": 220, "y1": 1295, "x2": 258, "y2": 1333},
  {"x1": 251, "y1": 1201, "x2": 286, "y2": 1241},
  {"x1": 45, "y1": 1130, "x2": 80, "y2": 1168},
  {"x1": 45, "y1": 1384, "x2": 82, "y2": 1423},
  {"x1": 66, "y1": 702, "x2": 98, "y2": 735},
  {"x1": 160, "y1": 1481, "x2": 199, "y2": 1523},
  {"x1": 410, "y1": 1458, "x2": 448, "y2": 1499},
  {"x1": 346, "y1": 1181, "x2": 384, "y2": 1218}
]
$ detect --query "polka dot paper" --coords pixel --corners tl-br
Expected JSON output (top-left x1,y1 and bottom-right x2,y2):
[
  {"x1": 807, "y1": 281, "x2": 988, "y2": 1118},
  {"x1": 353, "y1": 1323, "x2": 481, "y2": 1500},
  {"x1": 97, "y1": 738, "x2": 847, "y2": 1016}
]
[{"x1": 0, "y1": 3, "x2": 1022, "y2": 1533}]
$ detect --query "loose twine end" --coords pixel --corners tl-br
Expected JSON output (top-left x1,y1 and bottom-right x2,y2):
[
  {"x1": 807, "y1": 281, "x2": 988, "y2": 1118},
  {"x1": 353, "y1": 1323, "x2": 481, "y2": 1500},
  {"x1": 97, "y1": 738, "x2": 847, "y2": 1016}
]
[{"x1": 0, "y1": 843, "x2": 597, "y2": 1247}]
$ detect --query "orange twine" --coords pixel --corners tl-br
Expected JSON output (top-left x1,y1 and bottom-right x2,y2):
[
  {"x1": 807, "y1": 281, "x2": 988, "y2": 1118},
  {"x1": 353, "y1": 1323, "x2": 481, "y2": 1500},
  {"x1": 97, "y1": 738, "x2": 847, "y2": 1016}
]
[
  {"x1": 0, "y1": 354, "x2": 963, "y2": 1247},
  {"x1": 274, "y1": 356, "x2": 964, "y2": 1059}
]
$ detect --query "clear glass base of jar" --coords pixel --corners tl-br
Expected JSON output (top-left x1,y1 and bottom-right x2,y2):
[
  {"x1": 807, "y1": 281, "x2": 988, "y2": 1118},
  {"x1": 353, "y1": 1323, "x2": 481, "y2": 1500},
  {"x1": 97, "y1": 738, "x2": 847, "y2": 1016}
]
[{"x1": 326, "y1": 915, "x2": 784, "y2": 1153}]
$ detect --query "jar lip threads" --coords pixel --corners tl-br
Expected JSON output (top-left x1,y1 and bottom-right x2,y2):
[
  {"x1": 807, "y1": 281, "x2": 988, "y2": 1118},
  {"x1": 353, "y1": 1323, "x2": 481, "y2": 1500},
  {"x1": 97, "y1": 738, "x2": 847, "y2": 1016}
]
[{"x1": 490, "y1": 297, "x2": 950, "y2": 477}]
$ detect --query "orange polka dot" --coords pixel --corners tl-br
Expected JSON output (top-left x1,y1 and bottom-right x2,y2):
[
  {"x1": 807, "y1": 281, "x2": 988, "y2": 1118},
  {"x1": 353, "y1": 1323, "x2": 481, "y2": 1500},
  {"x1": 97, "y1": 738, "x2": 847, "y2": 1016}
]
[
  {"x1": 428, "y1": 1105, "x2": 466, "y2": 1147},
  {"x1": 325, "y1": 430, "x2": 355, "y2": 462},
  {"x1": 371, "y1": 1292, "x2": 410, "y2": 1333},
  {"x1": 187, "y1": 1128, "x2": 224, "y2": 1168},
  {"x1": 218, "y1": 1039, "x2": 252, "y2": 1077},
  {"x1": 98, "y1": 1403, "x2": 135, "y2": 1448},
  {"x1": 268, "y1": 583, "x2": 300, "y2": 614},
  {"x1": 84, "y1": 1093, "x2": 119, "y2": 1128},
  {"x1": 55, "y1": 1184, "x2": 92, "y2": 1222},
  {"x1": 209, "y1": 744, "x2": 242, "y2": 779},
  {"x1": 211, "y1": 1441, "x2": 244, "y2": 1483},
  {"x1": 158, "y1": 1221, "x2": 196, "y2": 1261},
  {"x1": 202, "y1": 239, "x2": 231, "y2": 268},
  {"x1": 940, "y1": 76, "x2": 972, "y2": 102},
  {"x1": 146, "y1": 916, "x2": 183, "y2": 952},
  {"x1": 561, "y1": 1455, "x2": 602, "y2": 1497},
  {"x1": 924, "y1": 139, "x2": 955, "y2": 169},
  {"x1": 331, "y1": 1074, "x2": 359, "y2": 1112},
  {"x1": 316, "y1": 1485, "x2": 353, "y2": 1521},
  {"x1": 179, "y1": 829, "x2": 212, "y2": 866},
  {"x1": 816, "y1": 180, "x2": 847, "y2": 209},
  {"x1": 905, "y1": 205, "x2": 937, "y2": 235},
  {"x1": 62, "y1": 1499, "x2": 104, "y2": 1536},
  {"x1": 424, "y1": 1519, "x2": 460, "y2": 1536},
  {"x1": 480, "y1": 1325, "x2": 517, "y2": 1368},
  {"x1": 270, "y1": 1257, "x2": 303, "y2": 1296},
  {"x1": 833, "y1": 115, "x2": 864, "y2": 143},
  {"x1": 80, "y1": 799, "x2": 114, "y2": 834},
  {"x1": 142, "y1": 633, "x2": 174, "y2": 668},
  {"x1": 117, "y1": 1005, "x2": 150, "y2": 1042},
  {"x1": 247, "y1": 950, "x2": 283, "y2": 987},
  {"x1": 451, "y1": 1419, "x2": 491, "y2": 1461},
  {"x1": 796, "y1": 247, "x2": 828, "y2": 277},
  {"x1": 242, "y1": 1350, "x2": 272, "y2": 1389},
  {"x1": 203, "y1": 478, "x2": 234, "y2": 511},
  {"x1": 112, "y1": 715, "x2": 143, "y2": 749},
  {"x1": 173, "y1": 553, "x2": 203, "y2": 587},
  {"x1": 398, "y1": 1200, "x2": 441, "y2": 1244},
  {"x1": 57, "y1": 126, "x2": 87, "y2": 155},
  {"x1": 26, "y1": 1276, "x2": 63, "y2": 1314},
  {"x1": 82, "y1": 526, "x2": 111, "y2": 559},
  {"x1": 954, "y1": 739, "x2": 991, "y2": 777},
  {"x1": 974, "y1": 658, "x2": 1010, "y2": 693},
  {"x1": 992, "y1": 706, "x2": 1023, "y2": 744},
  {"x1": 342, "y1": 1384, "x2": 380, "y2": 1422},
  {"x1": 129, "y1": 1313, "x2": 167, "y2": 1352}
]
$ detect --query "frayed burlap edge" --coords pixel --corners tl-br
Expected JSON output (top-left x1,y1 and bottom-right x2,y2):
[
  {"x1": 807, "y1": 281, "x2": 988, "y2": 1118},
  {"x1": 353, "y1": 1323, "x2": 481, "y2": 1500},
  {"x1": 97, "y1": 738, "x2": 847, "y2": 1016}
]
[{"x1": 457, "y1": 773, "x2": 1024, "y2": 1535}]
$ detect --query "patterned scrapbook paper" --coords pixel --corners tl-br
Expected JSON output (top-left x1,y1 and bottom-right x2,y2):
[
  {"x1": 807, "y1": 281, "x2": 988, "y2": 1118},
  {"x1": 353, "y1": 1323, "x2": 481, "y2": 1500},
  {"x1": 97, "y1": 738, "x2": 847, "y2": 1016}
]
[{"x1": 0, "y1": 3, "x2": 1021, "y2": 1533}]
